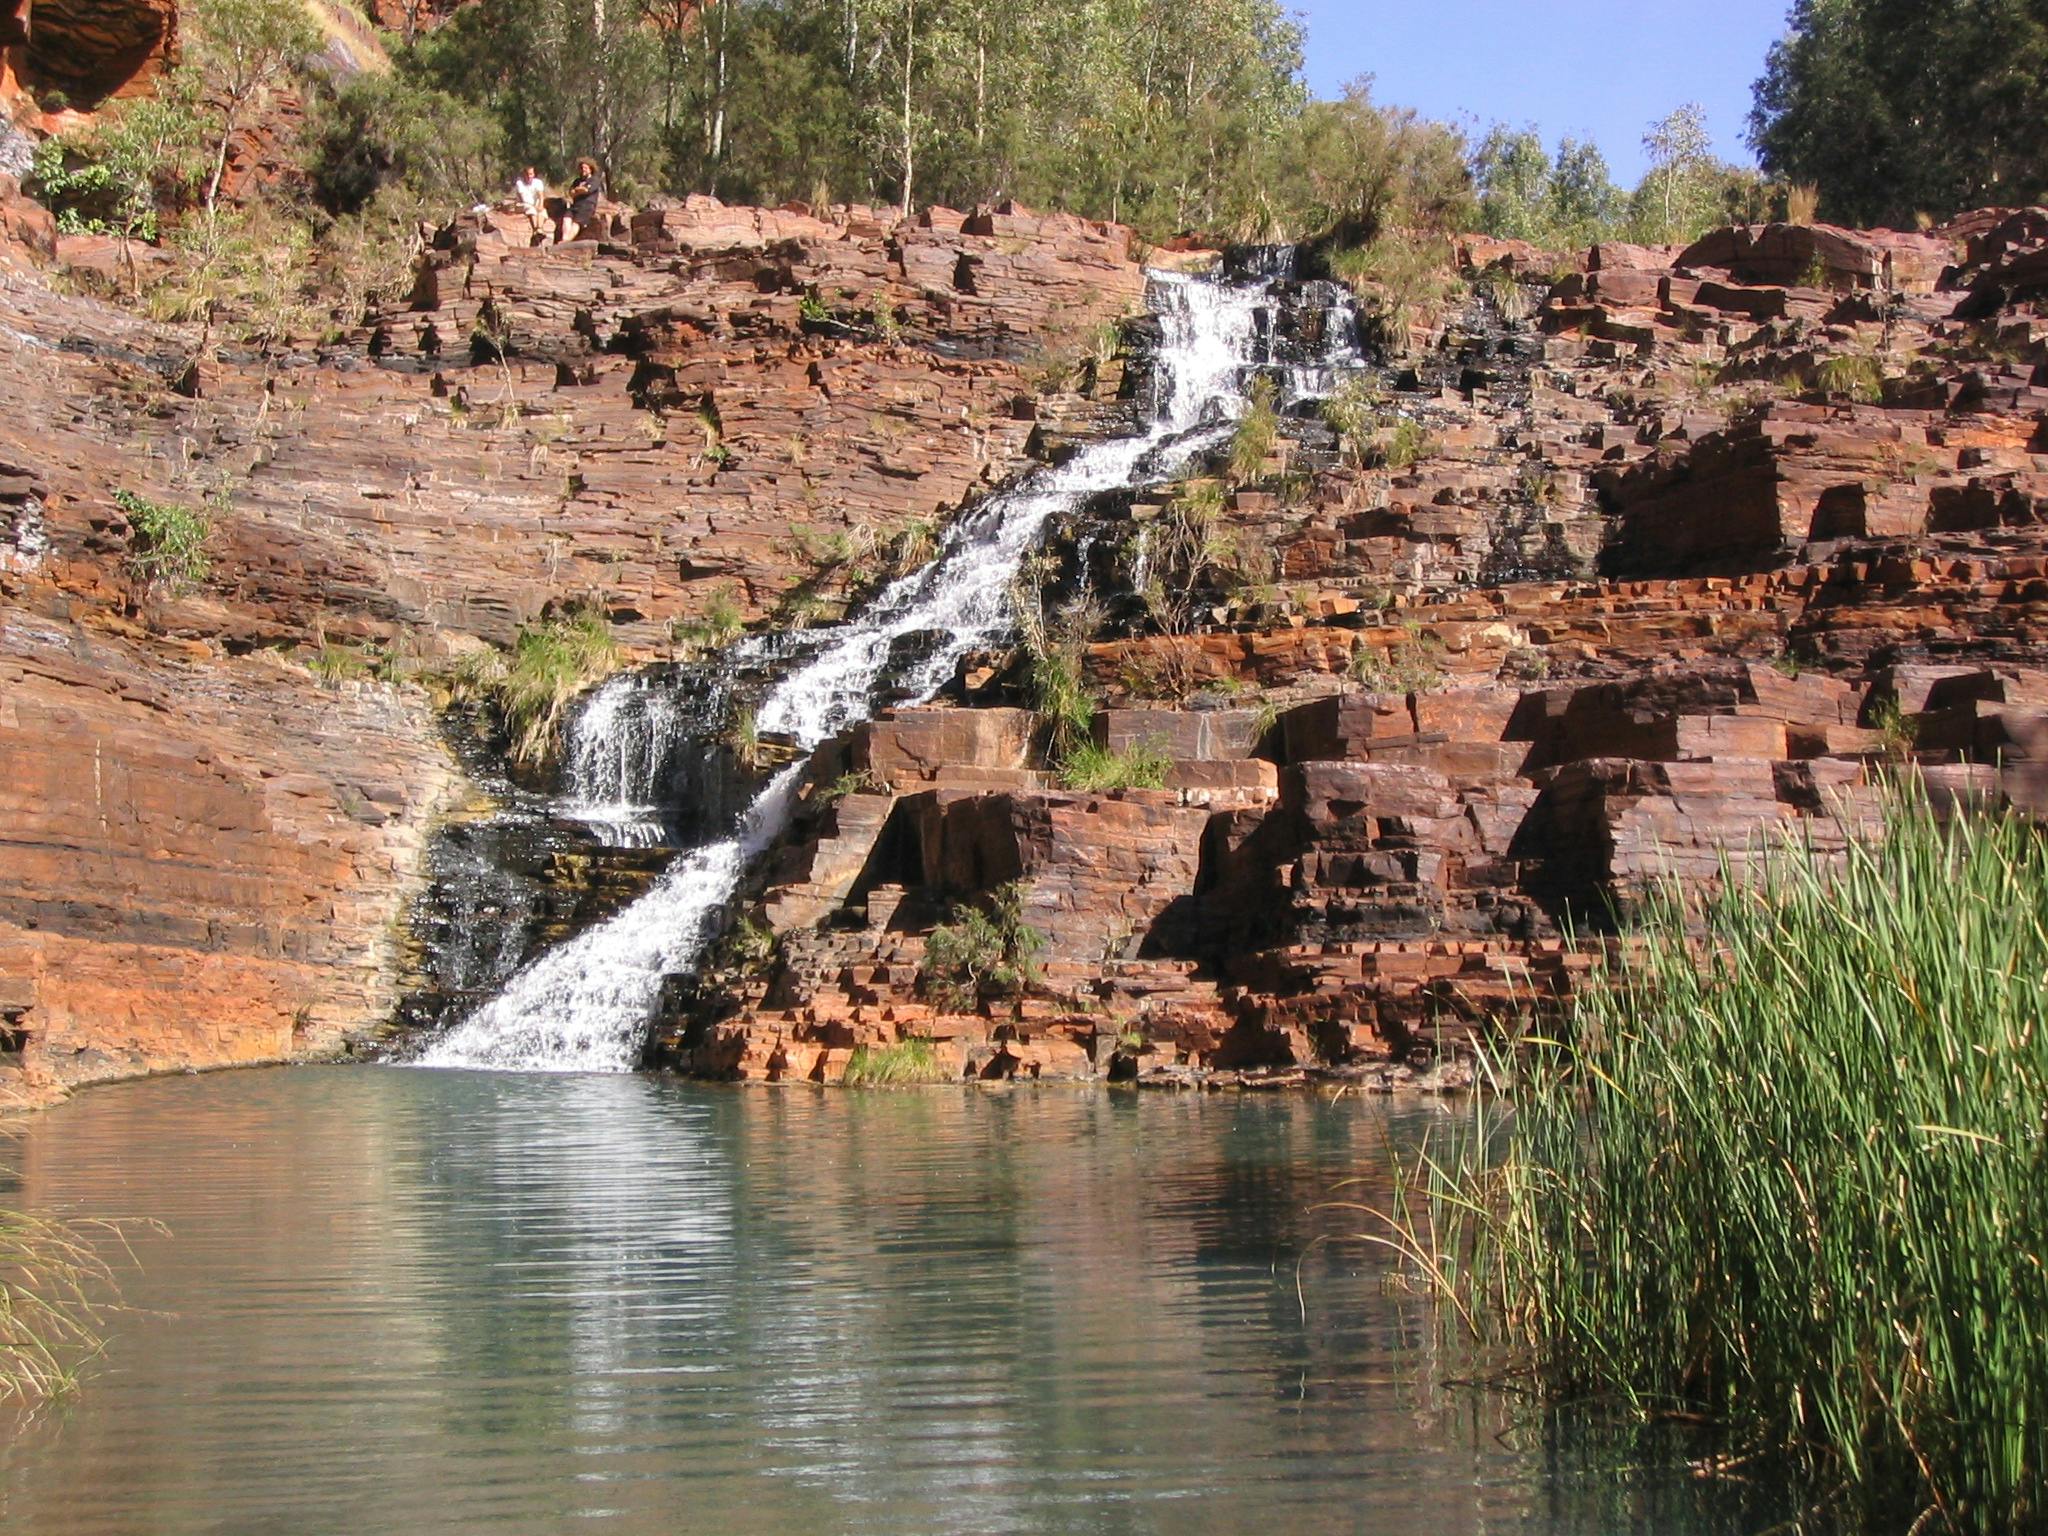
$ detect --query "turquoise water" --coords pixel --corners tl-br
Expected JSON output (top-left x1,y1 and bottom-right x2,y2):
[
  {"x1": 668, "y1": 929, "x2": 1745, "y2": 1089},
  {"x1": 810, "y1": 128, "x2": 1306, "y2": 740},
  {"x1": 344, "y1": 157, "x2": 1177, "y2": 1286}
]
[{"x1": 0, "y1": 1070, "x2": 1766, "y2": 1534}]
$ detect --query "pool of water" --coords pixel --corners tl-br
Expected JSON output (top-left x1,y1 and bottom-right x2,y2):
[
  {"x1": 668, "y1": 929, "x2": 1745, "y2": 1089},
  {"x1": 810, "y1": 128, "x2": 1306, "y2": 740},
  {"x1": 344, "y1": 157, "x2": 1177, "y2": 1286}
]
[{"x1": 0, "y1": 1070, "x2": 1769, "y2": 1534}]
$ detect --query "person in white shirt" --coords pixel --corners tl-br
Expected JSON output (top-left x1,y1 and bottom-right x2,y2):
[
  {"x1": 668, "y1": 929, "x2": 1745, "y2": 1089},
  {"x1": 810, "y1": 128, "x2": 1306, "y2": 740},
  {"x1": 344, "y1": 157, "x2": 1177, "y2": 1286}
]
[{"x1": 513, "y1": 166, "x2": 548, "y2": 240}]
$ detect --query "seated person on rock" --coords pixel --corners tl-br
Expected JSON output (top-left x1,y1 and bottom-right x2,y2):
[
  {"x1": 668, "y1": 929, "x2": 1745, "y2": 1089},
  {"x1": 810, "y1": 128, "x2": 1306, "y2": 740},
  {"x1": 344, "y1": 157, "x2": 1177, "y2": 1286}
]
[
  {"x1": 558, "y1": 159, "x2": 604, "y2": 244},
  {"x1": 513, "y1": 165, "x2": 548, "y2": 241}
]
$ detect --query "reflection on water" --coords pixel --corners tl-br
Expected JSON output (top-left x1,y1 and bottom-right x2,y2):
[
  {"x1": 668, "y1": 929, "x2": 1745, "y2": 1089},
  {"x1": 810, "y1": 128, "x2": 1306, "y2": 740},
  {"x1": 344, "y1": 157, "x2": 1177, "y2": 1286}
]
[{"x1": 0, "y1": 1071, "x2": 1769, "y2": 1534}]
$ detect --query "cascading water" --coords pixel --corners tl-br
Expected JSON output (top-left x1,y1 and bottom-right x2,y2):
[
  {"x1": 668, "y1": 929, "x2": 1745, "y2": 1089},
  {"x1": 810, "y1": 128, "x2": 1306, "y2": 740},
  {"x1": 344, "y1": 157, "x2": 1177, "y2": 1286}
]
[
  {"x1": 417, "y1": 266, "x2": 1352, "y2": 1073},
  {"x1": 560, "y1": 672, "x2": 692, "y2": 846}
]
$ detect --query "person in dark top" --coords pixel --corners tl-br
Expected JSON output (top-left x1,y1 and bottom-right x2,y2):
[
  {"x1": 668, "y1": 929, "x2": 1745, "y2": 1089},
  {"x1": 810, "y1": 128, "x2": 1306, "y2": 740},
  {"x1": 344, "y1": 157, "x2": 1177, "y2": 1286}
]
[{"x1": 560, "y1": 159, "x2": 603, "y2": 243}]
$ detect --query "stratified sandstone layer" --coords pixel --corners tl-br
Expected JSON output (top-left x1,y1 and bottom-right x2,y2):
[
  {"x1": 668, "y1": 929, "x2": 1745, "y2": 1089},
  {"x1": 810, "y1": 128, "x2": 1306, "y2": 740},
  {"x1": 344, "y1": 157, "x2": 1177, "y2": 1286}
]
[
  {"x1": 0, "y1": 195, "x2": 1148, "y2": 1097},
  {"x1": 651, "y1": 210, "x2": 2048, "y2": 1089}
]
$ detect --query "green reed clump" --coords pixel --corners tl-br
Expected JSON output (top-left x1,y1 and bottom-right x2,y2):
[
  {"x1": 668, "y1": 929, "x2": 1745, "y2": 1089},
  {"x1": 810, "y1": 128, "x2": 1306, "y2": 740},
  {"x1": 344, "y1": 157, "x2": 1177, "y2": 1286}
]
[
  {"x1": 1379, "y1": 785, "x2": 2048, "y2": 1530},
  {"x1": 1818, "y1": 351, "x2": 1887, "y2": 405},
  {"x1": 454, "y1": 607, "x2": 620, "y2": 766},
  {"x1": 0, "y1": 1209, "x2": 117, "y2": 1402},
  {"x1": 1228, "y1": 375, "x2": 1280, "y2": 484},
  {"x1": 1056, "y1": 740, "x2": 1171, "y2": 792},
  {"x1": 840, "y1": 1038, "x2": 952, "y2": 1087}
]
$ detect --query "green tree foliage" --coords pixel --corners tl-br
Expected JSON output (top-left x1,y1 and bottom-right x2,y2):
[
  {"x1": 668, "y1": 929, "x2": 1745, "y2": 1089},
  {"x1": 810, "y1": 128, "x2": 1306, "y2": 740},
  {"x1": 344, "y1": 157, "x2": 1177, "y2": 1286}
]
[
  {"x1": 184, "y1": 0, "x2": 324, "y2": 209},
  {"x1": 27, "y1": 77, "x2": 207, "y2": 243},
  {"x1": 408, "y1": 0, "x2": 1310, "y2": 238},
  {"x1": 1281, "y1": 78, "x2": 1471, "y2": 245},
  {"x1": 1473, "y1": 125, "x2": 1620, "y2": 249},
  {"x1": 411, "y1": 0, "x2": 665, "y2": 193},
  {"x1": 1630, "y1": 101, "x2": 1718, "y2": 243},
  {"x1": 305, "y1": 73, "x2": 505, "y2": 216},
  {"x1": 1750, "y1": 0, "x2": 2048, "y2": 226}
]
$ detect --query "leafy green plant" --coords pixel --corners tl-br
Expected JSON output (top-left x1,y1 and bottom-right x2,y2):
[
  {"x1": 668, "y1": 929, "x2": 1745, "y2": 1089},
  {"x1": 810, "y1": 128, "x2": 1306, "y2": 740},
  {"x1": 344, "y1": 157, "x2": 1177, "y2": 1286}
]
[
  {"x1": 452, "y1": 606, "x2": 620, "y2": 766},
  {"x1": 1469, "y1": 265, "x2": 1533, "y2": 323},
  {"x1": 821, "y1": 768, "x2": 887, "y2": 803},
  {"x1": 1322, "y1": 383, "x2": 1432, "y2": 472},
  {"x1": 1517, "y1": 464, "x2": 1564, "y2": 507},
  {"x1": 1056, "y1": 740, "x2": 1171, "y2": 792},
  {"x1": 1379, "y1": 418, "x2": 1434, "y2": 471},
  {"x1": 725, "y1": 703, "x2": 769, "y2": 771},
  {"x1": 148, "y1": 199, "x2": 321, "y2": 341},
  {"x1": 1371, "y1": 786, "x2": 2048, "y2": 1530},
  {"x1": 27, "y1": 79, "x2": 206, "y2": 246},
  {"x1": 1320, "y1": 377, "x2": 1385, "y2": 466},
  {"x1": 920, "y1": 883, "x2": 1045, "y2": 1012},
  {"x1": 1329, "y1": 232, "x2": 1459, "y2": 349},
  {"x1": 1872, "y1": 698, "x2": 1919, "y2": 759},
  {"x1": 714, "y1": 914, "x2": 780, "y2": 976},
  {"x1": 798, "y1": 291, "x2": 831, "y2": 324},
  {"x1": 774, "y1": 589, "x2": 836, "y2": 630},
  {"x1": 1013, "y1": 569, "x2": 1102, "y2": 757},
  {"x1": 841, "y1": 1038, "x2": 952, "y2": 1086},
  {"x1": 885, "y1": 518, "x2": 938, "y2": 576},
  {"x1": 115, "y1": 488, "x2": 212, "y2": 592}
]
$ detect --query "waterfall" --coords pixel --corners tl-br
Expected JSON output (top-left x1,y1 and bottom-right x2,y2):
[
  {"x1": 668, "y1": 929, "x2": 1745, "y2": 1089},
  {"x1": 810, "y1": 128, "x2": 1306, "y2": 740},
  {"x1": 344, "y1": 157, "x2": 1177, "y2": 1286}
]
[
  {"x1": 416, "y1": 267, "x2": 1337, "y2": 1074},
  {"x1": 560, "y1": 672, "x2": 691, "y2": 847}
]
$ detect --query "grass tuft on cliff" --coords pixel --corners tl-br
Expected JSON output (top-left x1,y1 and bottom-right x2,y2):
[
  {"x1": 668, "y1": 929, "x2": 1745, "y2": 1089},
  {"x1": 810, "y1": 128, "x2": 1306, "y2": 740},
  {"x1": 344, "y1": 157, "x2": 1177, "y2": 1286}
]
[
  {"x1": 1228, "y1": 375, "x2": 1281, "y2": 484},
  {"x1": 1057, "y1": 740, "x2": 1171, "y2": 792},
  {"x1": 455, "y1": 608, "x2": 620, "y2": 766},
  {"x1": 1371, "y1": 783, "x2": 2048, "y2": 1531},
  {"x1": 840, "y1": 1039, "x2": 952, "y2": 1087}
]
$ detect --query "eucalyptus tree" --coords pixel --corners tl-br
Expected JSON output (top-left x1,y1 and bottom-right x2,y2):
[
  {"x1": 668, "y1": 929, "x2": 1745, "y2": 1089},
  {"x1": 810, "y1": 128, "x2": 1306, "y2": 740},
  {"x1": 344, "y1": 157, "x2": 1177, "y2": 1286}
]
[
  {"x1": 185, "y1": 0, "x2": 322, "y2": 209},
  {"x1": 1751, "y1": 0, "x2": 2048, "y2": 225}
]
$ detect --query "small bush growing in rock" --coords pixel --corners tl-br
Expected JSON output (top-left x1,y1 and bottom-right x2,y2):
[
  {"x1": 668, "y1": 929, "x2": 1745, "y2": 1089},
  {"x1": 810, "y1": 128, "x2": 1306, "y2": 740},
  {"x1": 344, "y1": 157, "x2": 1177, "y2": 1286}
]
[
  {"x1": 1817, "y1": 352, "x2": 1886, "y2": 404},
  {"x1": 920, "y1": 883, "x2": 1045, "y2": 1012},
  {"x1": 115, "y1": 488, "x2": 212, "y2": 592},
  {"x1": 714, "y1": 914, "x2": 780, "y2": 977},
  {"x1": 308, "y1": 641, "x2": 371, "y2": 687},
  {"x1": 1014, "y1": 568, "x2": 1101, "y2": 754},
  {"x1": 1330, "y1": 232, "x2": 1460, "y2": 349},
  {"x1": 1323, "y1": 383, "x2": 1433, "y2": 472},
  {"x1": 1871, "y1": 698, "x2": 1919, "y2": 760},
  {"x1": 671, "y1": 586, "x2": 745, "y2": 654},
  {"x1": 1350, "y1": 624, "x2": 1450, "y2": 694},
  {"x1": 821, "y1": 768, "x2": 886, "y2": 803},
  {"x1": 1470, "y1": 265, "x2": 1534, "y2": 323}
]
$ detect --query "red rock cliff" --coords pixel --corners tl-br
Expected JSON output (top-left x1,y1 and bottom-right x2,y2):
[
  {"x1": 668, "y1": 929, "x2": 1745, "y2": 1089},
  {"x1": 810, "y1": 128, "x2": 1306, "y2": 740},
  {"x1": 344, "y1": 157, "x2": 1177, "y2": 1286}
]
[{"x1": 0, "y1": 194, "x2": 1148, "y2": 1099}]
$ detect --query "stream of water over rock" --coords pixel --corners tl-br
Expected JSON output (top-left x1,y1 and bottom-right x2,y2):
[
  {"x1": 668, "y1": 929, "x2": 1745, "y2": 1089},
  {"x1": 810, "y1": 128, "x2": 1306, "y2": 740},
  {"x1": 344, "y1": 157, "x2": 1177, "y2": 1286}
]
[{"x1": 417, "y1": 266, "x2": 1332, "y2": 1074}]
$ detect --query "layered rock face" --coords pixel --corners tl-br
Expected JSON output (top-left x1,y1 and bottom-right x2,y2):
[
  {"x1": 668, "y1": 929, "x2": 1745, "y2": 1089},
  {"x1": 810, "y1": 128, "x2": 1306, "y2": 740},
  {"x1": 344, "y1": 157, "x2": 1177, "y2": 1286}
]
[
  {"x1": 0, "y1": 195, "x2": 1147, "y2": 1097},
  {"x1": 1, "y1": 0, "x2": 176, "y2": 113},
  {"x1": 650, "y1": 209, "x2": 2048, "y2": 1088}
]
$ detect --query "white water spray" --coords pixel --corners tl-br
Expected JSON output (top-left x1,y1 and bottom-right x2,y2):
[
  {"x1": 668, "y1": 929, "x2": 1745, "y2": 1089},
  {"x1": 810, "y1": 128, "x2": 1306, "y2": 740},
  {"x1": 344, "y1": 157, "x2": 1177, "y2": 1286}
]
[
  {"x1": 418, "y1": 269, "x2": 1340, "y2": 1072},
  {"x1": 560, "y1": 672, "x2": 691, "y2": 846}
]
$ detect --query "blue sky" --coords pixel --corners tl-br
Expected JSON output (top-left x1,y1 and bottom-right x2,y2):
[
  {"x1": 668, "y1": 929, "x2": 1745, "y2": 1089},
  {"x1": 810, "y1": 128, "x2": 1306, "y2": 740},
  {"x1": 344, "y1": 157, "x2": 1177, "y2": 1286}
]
[{"x1": 1294, "y1": 0, "x2": 1794, "y2": 183}]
